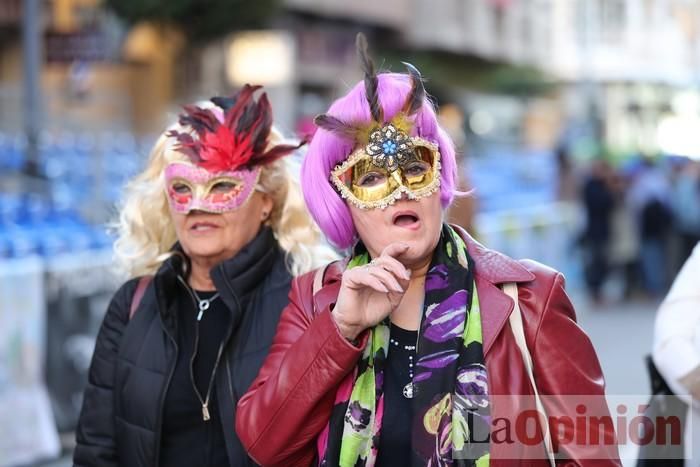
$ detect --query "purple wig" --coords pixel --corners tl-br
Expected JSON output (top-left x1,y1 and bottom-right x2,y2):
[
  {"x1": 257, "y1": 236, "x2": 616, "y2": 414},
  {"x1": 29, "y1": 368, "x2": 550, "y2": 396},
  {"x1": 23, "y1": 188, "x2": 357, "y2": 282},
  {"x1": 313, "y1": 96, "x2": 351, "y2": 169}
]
[{"x1": 301, "y1": 72, "x2": 458, "y2": 250}]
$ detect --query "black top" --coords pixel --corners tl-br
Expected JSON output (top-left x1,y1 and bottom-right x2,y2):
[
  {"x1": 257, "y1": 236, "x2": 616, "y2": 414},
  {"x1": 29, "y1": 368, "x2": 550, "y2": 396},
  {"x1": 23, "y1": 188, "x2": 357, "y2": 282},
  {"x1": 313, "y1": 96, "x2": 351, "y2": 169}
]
[
  {"x1": 377, "y1": 323, "x2": 418, "y2": 467},
  {"x1": 160, "y1": 287, "x2": 231, "y2": 467}
]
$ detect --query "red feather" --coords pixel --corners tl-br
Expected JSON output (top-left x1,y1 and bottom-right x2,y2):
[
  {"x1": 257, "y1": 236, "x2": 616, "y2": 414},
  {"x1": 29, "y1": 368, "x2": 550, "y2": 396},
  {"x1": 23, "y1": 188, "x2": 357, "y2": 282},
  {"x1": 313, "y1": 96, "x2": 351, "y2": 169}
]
[{"x1": 168, "y1": 85, "x2": 301, "y2": 172}]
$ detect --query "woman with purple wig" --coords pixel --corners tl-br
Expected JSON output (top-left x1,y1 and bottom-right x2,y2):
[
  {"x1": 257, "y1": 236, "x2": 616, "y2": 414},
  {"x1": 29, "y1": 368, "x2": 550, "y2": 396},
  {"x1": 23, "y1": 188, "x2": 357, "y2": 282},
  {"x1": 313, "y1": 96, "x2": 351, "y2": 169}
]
[{"x1": 236, "y1": 35, "x2": 620, "y2": 467}]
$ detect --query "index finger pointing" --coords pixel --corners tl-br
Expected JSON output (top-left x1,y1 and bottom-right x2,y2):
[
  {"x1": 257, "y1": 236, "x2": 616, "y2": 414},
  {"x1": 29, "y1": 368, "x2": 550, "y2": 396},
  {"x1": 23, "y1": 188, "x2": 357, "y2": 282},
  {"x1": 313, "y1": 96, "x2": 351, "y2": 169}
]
[{"x1": 381, "y1": 242, "x2": 410, "y2": 260}]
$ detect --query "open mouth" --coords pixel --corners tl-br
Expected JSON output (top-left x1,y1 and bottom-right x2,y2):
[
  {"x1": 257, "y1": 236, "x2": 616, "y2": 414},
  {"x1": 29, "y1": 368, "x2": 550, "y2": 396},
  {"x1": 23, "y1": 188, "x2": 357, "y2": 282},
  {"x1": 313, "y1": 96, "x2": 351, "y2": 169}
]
[
  {"x1": 191, "y1": 222, "x2": 219, "y2": 232},
  {"x1": 392, "y1": 211, "x2": 420, "y2": 228}
]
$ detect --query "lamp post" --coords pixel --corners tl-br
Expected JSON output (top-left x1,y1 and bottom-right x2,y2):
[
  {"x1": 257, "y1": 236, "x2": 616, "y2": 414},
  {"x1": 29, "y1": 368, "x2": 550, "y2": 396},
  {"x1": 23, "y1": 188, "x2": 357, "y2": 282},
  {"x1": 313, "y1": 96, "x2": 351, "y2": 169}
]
[{"x1": 22, "y1": 0, "x2": 44, "y2": 183}]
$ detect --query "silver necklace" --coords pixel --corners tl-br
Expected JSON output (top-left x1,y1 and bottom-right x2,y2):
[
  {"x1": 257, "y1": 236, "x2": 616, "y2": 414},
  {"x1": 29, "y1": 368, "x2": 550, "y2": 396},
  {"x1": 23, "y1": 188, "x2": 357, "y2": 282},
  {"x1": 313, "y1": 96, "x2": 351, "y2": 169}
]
[
  {"x1": 192, "y1": 289, "x2": 220, "y2": 321},
  {"x1": 390, "y1": 326, "x2": 421, "y2": 399},
  {"x1": 390, "y1": 293, "x2": 424, "y2": 399},
  {"x1": 183, "y1": 282, "x2": 225, "y2": 421},
  {"x1": 402, "y1": 329, "x2": 420, "y2": 399}
]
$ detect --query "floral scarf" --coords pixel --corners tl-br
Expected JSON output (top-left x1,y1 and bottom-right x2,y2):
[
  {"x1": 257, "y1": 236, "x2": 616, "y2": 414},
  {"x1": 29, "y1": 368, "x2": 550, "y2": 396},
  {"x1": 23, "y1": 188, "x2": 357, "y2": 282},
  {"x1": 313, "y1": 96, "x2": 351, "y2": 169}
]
[{"x1": 317, "y1": 225, "x2": 491, "y2": 467}]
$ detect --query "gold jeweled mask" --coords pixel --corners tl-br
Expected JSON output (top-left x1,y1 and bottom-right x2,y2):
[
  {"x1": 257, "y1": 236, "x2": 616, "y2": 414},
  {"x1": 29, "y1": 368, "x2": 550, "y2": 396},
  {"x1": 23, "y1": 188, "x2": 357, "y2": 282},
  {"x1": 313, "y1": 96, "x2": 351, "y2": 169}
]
[
  {"x1": 315, "y1": 34, "x2": 442, "y2": 210},
  {"x1": 330, "y1": 125, "x2": 441, "y2": 209}
]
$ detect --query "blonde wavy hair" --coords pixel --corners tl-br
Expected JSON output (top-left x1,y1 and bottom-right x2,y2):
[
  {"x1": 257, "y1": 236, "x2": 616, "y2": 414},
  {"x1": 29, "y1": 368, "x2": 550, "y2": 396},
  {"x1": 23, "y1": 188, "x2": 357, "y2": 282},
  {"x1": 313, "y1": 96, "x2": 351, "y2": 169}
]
[{"x1": 114, "y1": 123, "x2": 337, "y2": 279}]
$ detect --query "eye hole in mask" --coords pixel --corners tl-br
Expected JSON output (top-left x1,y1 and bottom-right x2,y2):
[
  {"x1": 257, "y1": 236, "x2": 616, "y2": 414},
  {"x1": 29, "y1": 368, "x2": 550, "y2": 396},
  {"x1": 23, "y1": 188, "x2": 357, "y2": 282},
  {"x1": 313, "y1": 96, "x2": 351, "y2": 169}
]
[
  {"x1": 211, "y1": 181, "x2": 239, "y2": 193},
  {"x1": 172, "y1": 182, "x2": 192, "y2": 195},
  {"x1": 355, "y1": 169, "x2": 386, "y2": 188}
]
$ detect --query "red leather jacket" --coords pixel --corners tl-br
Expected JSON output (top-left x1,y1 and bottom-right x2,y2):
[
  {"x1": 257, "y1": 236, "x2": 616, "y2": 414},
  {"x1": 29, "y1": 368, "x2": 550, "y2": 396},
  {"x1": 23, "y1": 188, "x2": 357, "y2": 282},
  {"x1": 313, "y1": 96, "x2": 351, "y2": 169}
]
[{"x1": 236, "y1": 227, "x2": 621, "y2": 466}]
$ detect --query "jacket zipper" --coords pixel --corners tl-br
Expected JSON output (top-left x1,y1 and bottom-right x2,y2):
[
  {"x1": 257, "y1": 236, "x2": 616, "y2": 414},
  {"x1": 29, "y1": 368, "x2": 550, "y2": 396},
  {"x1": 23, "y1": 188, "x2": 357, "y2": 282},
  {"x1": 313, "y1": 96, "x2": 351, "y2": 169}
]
[
  {"x1": 153, "y1": 322, "x2": 178, "y2": 467},
  {"x1": 177, "y1": 274, "x2": 199, "y2": 310},
  {"x1": 219, "y1": 265, "x2": 249, "y2": 461},
  {"x1": 221, "y1": 263, "x2": 268, "y2": 466},
  {"x1": 220, "y1": 263, "x2": 240, "y2": 408},
  {"x1": 152, "y1": 277, "x2": 197, "y2": 466},
  {"x1": 226, "y1": 355, "x2": 235, "y2": 403},
  {"x1": 177, "y1": 269, "x2": 240, "y2": 464}
]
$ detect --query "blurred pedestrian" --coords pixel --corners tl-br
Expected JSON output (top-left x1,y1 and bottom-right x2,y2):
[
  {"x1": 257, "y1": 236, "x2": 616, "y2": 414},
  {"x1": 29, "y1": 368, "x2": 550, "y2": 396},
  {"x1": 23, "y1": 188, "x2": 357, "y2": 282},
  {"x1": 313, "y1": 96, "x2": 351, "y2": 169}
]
[
  {"x1": 555, "y1": 145, "x2": 579, "y2": 202},
  {"x1": 236, "y1": 34, "x2": 619, "y2": 467},
  {"x1": 609, "y1": 172, "x2": 640, "y2": 300},
  {"x1": 73, "y1": 86, "x2": 334, "y2": 467},
  {"x1": 581, "y1": 159, "x2": 615, "y2": 303},
  {"x1": 653, "y1": 241, "x2": 700, "y2": 466},
  {"x1": 629, "y1": 156, "x2": 672, "y2": 297}
]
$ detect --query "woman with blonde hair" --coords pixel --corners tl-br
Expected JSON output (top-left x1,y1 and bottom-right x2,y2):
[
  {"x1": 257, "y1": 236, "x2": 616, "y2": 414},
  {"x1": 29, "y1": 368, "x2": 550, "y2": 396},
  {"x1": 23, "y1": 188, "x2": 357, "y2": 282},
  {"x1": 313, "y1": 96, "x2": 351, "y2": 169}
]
[{"x1": 74, "y1": 85, "x2": 333, "y2": 467}]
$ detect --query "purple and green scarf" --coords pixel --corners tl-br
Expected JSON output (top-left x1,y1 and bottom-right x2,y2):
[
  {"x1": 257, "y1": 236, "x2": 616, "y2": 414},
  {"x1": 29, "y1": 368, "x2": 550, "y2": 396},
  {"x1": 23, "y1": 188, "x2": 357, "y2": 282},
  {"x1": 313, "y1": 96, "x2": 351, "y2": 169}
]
[{"x1": 317, "y1": 225, "x2": 491, "y2": 467}]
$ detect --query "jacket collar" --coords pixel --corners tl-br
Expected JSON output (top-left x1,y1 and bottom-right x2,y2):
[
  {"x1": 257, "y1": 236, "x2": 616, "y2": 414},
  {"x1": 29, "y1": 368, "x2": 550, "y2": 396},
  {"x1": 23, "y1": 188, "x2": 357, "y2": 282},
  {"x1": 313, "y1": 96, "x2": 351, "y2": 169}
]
[
  {"x1": 209, "y1": 226, "x2": 280, "y2": 301},
  {"x1": 320, "y1": 224, "x2": 534, "y2": 355},
  {"x1": 451, "y1": 225, "x2": 534, "y2": 284},
  {"x1": 452, "y1": 225, "x2": 535, "y2": 355},
  {"x1": 154, "y1": 227, "x2": 282, "y2": 330}
]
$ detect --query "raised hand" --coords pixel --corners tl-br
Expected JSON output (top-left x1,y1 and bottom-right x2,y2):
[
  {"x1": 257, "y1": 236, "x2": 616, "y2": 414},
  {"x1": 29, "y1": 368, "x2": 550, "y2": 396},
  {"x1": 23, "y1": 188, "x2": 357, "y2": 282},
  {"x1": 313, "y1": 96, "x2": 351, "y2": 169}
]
[{"x1": 333, "y1": 243, "x2": 412, "y2": 340}]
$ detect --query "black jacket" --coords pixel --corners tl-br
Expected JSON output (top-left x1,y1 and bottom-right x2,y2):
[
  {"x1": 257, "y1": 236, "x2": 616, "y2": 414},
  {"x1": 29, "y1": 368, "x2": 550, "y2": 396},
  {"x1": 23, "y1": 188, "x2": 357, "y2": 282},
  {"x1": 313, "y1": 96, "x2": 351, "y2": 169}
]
[{"x1": 74, "y1": 228, "x2": 292, "y2": 467}]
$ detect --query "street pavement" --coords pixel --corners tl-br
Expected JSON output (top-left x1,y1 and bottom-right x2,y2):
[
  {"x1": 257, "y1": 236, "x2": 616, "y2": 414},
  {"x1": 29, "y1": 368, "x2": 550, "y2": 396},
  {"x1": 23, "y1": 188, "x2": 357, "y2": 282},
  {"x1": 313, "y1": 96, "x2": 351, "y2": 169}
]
[{"x1": 571, "y1": 292, "x2": 660, "y2": 398}]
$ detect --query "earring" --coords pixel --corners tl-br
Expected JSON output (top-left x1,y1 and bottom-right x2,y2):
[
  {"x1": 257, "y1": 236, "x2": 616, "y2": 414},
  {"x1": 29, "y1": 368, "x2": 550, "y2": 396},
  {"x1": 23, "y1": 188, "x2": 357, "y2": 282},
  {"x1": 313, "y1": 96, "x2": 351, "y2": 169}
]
[{"x1": 262, "y1": 211, "x2": 269, "y2": 220}]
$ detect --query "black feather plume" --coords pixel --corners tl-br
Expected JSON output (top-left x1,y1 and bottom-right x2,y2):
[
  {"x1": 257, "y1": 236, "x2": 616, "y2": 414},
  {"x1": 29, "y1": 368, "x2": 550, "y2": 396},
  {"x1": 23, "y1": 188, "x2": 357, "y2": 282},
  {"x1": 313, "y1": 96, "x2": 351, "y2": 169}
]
[
  {"x1": 178, "y1": 105, "x2": 218, "y2": 134},
  {"x1": 355, "y1": 33, "x2": 383, "y2": 124},
  {"x1": 314, "y1": 114, "x2": 360, "y2": 140},
  {"x1": 401, "y1": 61, "x2": 426, "y2": 116},
  {"x1": 213, "y1": 85, "x2": 261, "y2": 113}
]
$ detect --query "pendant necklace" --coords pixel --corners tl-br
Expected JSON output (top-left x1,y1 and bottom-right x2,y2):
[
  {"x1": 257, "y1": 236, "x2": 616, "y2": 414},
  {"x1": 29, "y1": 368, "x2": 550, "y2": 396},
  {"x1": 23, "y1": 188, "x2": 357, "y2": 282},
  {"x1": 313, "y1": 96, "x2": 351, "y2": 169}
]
[
  {"x1": 189, "y1": 287, "x2": 224, "y2": 421},
  {"x1": 390, "y1": 325, "x2": 421, "y2": 399},
  {"x1": 402, "y1": 329, "x2": 420, "y2": 399},
  {"x1": 193, "y1": 289, "x2": 220, "y2": 321},
  {"x1": 391, "y1": 293, "x2": 424, "y2": 399}
]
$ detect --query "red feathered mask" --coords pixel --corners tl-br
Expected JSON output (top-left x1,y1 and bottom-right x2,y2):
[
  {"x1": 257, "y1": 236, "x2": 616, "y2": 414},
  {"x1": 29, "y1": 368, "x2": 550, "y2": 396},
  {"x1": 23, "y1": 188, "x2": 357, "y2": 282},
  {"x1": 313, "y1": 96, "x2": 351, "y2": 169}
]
[{"x1": 167, "y1": 85, "x2": 304, "y2": 172}]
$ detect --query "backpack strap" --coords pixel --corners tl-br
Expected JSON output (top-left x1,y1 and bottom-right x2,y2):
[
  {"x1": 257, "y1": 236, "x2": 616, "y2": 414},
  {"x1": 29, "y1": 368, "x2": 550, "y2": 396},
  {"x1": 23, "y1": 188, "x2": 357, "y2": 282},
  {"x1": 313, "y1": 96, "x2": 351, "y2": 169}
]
[
  {"x1": 502, "y1": 282, "x2": 555, "y2": 467},
  {"x1": 129, "y1": 275, "x2": 153, "y2": 320}
]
